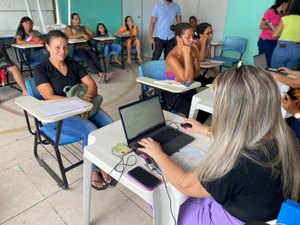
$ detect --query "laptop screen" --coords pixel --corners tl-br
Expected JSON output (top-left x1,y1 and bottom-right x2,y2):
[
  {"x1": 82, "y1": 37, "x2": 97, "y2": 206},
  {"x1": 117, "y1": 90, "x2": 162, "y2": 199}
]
[
  {"x1": 119, "y1": 96, "x2": 165, "y2": 142},
  {"x1": 253, "y1": 54, "x2": 267, "y2": 69}
]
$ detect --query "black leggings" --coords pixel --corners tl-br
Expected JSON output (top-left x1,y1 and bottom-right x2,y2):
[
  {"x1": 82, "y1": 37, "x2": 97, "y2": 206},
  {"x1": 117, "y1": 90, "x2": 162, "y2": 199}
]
[{"x1": 75, "y1": 48, "x2": 102, "y2": 74}]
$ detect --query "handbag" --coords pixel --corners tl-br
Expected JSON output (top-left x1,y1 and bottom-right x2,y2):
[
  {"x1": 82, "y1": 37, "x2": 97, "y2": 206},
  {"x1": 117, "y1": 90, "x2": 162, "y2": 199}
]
[
  {"x1": 63, "y1": 84, "x2": 103, "y2": 117},
  {"x1": 0, "y1": 41, "x2": 13, "y2": 69}
]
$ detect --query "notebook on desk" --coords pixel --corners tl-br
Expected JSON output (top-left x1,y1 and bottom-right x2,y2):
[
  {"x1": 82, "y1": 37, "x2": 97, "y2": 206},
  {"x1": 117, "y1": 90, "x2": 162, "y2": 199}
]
[
  {"x1": 119, "y1": 95, "x2": 194, "y2": 156},
  {"x1": 253, "y1": 54, "x2": 287, "y2": 75}
]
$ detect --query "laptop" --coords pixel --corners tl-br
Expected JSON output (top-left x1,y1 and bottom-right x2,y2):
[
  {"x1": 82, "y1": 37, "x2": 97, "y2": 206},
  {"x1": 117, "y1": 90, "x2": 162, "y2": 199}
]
[
  {"x1": 253, "y1": 54, "x2": 287, "y2": 75},
  {"x1": 119, "y1": 95, "x2": 195, "y2": 156}
]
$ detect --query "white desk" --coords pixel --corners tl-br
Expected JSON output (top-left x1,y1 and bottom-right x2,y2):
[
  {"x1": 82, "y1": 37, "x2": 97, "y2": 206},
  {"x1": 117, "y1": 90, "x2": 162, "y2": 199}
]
[
  {"x1": 200, "y1": 59, "x2": 224, "y2": 69},
  {"x1": 83, "y1": 111, "x2": 212, "y2": 225},
  {"x1": 93, "y1": 36, "x2": 116, "y2": 42},
  {"x1": 11, "y1": 43, "x2": 44, "y2": 49},
  {"x1": 136, "y1": 77, "x2": 201, "y2": 93},
  {"x1": 15, "y1": 96, "x2": 93, "y2": 123},
  {"x1": 68, "y1": 38, "x2": 88, "y2": 44},
  {"x1": 189, "y1": 87, "x2": 214, "y2": 119}
]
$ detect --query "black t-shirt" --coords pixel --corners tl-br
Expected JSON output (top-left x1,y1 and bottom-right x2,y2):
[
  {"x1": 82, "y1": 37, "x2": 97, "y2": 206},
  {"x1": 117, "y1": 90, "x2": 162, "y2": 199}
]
[
  {"x1": 34, "y1": 59, "x2": 87, "y2": 96},
  {"x1": 201, "y1": 147, "x2": 283, "y2": 223}
]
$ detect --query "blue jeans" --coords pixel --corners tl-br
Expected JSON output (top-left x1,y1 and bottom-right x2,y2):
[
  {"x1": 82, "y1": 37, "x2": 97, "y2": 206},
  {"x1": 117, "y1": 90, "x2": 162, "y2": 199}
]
[
  {"x1": 271, "y1": 40, "x2": 300, "y2": 69},
  {"x1": 257, "y1": 38, "x2": 278, "y2": 68},
  {"x1": 54, "y1": 109, "x2": 112, "y2": 170},
  {"x1": 103, "y1": 43, "x2": 121, "y2": 60},
  {"x1": 25, "y1": 48, "x2": 48, "y2": 64}
]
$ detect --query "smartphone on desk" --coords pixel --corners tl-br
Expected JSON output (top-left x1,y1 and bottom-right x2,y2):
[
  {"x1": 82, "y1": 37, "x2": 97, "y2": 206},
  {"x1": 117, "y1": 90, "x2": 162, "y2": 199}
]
[{"x1": 128, "y1": 166, "x2": 162, "y2": 190}]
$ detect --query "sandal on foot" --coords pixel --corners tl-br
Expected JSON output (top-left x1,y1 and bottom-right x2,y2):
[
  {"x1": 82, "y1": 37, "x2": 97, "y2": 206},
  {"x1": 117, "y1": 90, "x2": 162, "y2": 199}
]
[
  {"x1": 92, "y1": 180, "x2": 109, "y2": 191},
  {"x1": 99, "y1": 172, "x2": 118, "y2": 187}
]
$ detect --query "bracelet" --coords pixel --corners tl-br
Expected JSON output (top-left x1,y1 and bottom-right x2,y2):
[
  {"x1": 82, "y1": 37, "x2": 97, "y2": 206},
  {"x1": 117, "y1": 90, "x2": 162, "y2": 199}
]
[{"x1": 206, "y1": 127, "x2": 211, "y2": 137}]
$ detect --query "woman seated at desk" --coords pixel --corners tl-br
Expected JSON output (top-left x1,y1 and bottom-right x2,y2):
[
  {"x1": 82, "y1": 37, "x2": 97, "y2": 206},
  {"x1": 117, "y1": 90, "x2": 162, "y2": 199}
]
[
  {"x1": 193, "y1": 22, "x2": 220, "y2": 80},
  {"x1": 0, "y1": 41, "x2": 27, "y2": 95},
  {"x1": 164, "y1": 22, "x2": 200, "y2": 118},
  {"x1": 96, "y1": 23, "x2": 122, "y2": 66},
  {"x1": 138, "y1": 65, "x2": 300, "y2": 224},
  {"x1": 65, "y1": 13, "x2": 106, "y2": 83},
  {"x1": 15, "y1": 16, "x2": 48, "y2": 64},
  {"x1": 116, "y1": 16, "x2": 143, "y2": 65},
  {"x1": 34, "y1": 30, "x2": 115, "y2": 191}
]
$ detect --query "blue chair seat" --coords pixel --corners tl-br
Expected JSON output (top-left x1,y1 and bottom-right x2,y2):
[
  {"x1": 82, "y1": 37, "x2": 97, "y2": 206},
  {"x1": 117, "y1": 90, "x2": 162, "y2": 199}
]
[{"x1": 40, "y1": 123, "x2": 82, "y2": 146}]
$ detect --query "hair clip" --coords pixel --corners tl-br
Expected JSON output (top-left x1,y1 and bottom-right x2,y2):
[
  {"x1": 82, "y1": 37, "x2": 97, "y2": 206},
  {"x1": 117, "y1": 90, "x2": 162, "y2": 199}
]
[{"x1": 237, "y1": 61, "x2": 243, "y2": 68}]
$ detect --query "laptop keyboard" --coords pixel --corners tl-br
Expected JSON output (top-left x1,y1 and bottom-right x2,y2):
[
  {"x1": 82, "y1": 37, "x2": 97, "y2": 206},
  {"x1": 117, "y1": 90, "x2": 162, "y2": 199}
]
[{"x1": 151, "y1": 127, "x2": 181, "y2": 144}]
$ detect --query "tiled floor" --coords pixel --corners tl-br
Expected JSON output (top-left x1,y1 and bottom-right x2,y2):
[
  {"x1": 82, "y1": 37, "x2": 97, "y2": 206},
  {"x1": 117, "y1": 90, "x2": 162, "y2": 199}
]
[{"x1": 0, "y1": 62, "x2": 153, "y2": 225}]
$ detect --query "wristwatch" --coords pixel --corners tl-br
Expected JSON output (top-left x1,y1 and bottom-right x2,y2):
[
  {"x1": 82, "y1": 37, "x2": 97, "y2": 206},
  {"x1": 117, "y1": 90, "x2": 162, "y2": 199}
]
[{"x1": 294, "y1": 112, "x2": 300, "y2": 119}]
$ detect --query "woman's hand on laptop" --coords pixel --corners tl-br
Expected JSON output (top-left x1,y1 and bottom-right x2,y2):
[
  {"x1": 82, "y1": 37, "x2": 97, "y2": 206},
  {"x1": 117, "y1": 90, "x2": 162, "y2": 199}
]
[
  {"x1": 138, "y1": 138, "x2": 164, "y2": 159},
  {"x1": 182, "y1": 119, "x2": 210, "y2": 135}
]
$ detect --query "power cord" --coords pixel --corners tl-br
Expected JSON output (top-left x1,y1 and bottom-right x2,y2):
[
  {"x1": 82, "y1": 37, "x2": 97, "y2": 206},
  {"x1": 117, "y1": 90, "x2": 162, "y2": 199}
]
[
  {"x1": 154, "y1": 168, "x2": 177, "y2": 225},
  {"x1": 108, "y1": 150, "x2": 137, "y2": 187}
]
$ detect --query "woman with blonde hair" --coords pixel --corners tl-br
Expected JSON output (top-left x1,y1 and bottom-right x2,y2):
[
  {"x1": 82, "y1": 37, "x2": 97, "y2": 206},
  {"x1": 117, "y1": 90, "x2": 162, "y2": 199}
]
[{"x1": 138, "y1": 65, "x2": 300, "y2": 224}]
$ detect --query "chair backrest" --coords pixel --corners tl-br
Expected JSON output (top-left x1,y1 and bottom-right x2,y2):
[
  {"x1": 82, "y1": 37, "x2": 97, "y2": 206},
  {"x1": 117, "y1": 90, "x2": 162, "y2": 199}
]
[
  {"x1": 221, "y1": 36, "x2": 247, "y2": 54},
  {"x1": 25, "y1": 78, "x2": 43, "y2": 100},
  {"x1": 139, "y1": 60, "x2": 165, "y2": 80}
]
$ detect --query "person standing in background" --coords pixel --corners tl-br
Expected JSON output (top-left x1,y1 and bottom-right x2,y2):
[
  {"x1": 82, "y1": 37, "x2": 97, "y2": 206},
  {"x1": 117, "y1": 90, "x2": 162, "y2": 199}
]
[
  {"x1": 189, "y1": 16, "x2": 198, "y2": 35},
  {"x1": 149, "y1": 0, "x2": 182, "y2": 60},
  {"x1": 271, "y1": 0, "x2": 300, "y2": 69},
  {"x1": 258, "y1": 0, "x2": 289, "y2": 68}
]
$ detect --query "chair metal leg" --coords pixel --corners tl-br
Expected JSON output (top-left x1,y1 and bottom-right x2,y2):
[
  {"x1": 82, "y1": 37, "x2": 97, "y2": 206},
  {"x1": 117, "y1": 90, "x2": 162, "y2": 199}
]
[{"x1": 33, "y1": 119, "x2": 70, "y2": 189}]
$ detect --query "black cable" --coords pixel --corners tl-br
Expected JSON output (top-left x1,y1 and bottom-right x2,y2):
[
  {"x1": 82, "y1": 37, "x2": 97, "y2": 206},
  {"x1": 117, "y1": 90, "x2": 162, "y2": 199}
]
[
  {"x1": 155, "y1": 169, "x2": 177, "y2": 225},
  {"x1": 108, "y1": 150, "x2": 137, "y2": 187}
]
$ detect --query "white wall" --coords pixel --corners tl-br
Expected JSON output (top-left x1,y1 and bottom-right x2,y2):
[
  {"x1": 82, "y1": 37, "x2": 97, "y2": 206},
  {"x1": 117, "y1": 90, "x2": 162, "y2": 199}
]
[{"x1": 0, "y1": 0, "x2": 54, "y2": 35}]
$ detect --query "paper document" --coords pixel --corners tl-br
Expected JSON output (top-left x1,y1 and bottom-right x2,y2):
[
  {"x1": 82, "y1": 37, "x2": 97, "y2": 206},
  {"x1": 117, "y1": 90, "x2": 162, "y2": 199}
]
[
  {"x1": 35, "y1": 97, "x2": 91, "y2": 117},
  {"x1": 171, "y1": 145, "x2": 206, "y2": 171},
  {"x1": 153, "y1": 80, "x2": 187, "y2": 88}
]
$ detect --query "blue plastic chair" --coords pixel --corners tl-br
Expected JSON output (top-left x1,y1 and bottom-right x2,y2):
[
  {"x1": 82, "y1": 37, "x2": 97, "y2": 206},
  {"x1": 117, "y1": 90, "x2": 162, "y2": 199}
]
[
  {"x1": 23, "y1": 78, "x2": 113, "y2": 189},
  {"x1": 212, "y1": 36, "x2": 247, "y2": 71},
  {"x1": 138, "y1": 60, "x2": 165, "y2": 99}
]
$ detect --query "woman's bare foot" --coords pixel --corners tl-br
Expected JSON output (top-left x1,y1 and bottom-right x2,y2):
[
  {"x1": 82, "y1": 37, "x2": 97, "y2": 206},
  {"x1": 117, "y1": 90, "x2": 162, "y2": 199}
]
[
  {"x1": 100, "y1": 170, "x2": 117, "y2": 187},
  {"x1": 97, "y1": 73, "x2": 106, "y2": 83},
  {"x1": 127, "y1": 58, "x2": 132, "y2": 64},
  {"x1": 138, "y1": 57, "x2": 143, "y2": 64},
  {"x1": 114, "y1": 57, "x2": 122, "y2": 66},
  {"x1": 105, "y1": 59, "x2": 110, "y2": 66},
  {"x1": 91, "y1": 170, "x2": 108, "y2": 190}
]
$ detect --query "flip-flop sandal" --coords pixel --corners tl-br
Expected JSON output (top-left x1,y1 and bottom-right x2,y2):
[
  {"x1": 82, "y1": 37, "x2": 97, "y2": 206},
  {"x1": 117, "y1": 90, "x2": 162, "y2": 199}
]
[
  {"x1": 108, "y1": 72, "x2": 117, "y2": 78},
  {"x1": 99, "y1": 171, "x2": 118, "y2": 187},
  {"x1": 92, "y1": 180, "x2": 109, "y2": 191}
]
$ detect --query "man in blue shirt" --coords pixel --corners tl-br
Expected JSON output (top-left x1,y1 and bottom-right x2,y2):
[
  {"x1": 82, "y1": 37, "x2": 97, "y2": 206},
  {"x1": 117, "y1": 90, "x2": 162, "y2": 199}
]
[{"x1": 149, "y1": 0, "x2": 182, "y2": 60}]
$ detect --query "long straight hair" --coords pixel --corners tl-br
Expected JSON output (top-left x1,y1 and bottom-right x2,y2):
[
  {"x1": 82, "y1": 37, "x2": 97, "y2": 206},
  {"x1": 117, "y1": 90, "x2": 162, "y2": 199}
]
[
  {"x1": 17, "y1": 16, "x2": 33, "y2": 38},
  {"x1": 196, "y1": 65, "x2": 300, "y2": 200}
]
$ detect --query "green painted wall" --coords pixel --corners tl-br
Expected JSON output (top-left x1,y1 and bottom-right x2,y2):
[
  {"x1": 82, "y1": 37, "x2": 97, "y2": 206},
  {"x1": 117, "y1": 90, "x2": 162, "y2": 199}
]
[
  {"x1": 58, "y1": 0, "x2": 123, "y2": 34},
  {"x1": 224, "y1": 0, "x2": 274, "y2": 64}
]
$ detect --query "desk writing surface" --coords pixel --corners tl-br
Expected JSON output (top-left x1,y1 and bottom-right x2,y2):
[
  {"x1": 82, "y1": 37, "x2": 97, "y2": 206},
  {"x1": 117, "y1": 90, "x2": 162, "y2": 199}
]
[
  {"x1": 93, "y1": 36, "x2": 116, "y2": 41},
  {"x1": 68, "y1": 38, "x2": 88, "y2": 44},
  {"x1": 15, "y1": 96, "x2": 93, "y2": 123},
  {"x1": 136, "y1": 77, "x2": 201, "y2": 93},
  {"x1": 11, "y1": 43, "x2": 44, "y2": 49}
]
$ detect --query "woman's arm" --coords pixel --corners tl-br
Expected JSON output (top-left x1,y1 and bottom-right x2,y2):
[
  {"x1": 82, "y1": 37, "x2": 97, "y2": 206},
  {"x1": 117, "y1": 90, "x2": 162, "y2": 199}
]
[
  {"x1": 115, "y1": 26, "x2": 130, "y2": 35},
  {"x1": 81, "y1": 74, "x2": 97, "y2": 102},
  {"x1": 65, "y1": 26, "x2": 86, "y2": 39},
  {"x1": 84, "y1": 27, "x2": 95, "y2": 39},
  {"x1": 272, "y1": 72, "x2": 300, "y2": 88},
  {"x1": 198, "y1": 36, "x2": 209, "y2": 62},
  {"x1": 16, "y1": 35, "x2": 30, "y2": 45},
  {"x1": 272, "y1": 20, "x2": 283, "y2": 38},
  {"x1": 192, "y1": 47, "x2": 201, "y2": 78},
  {"x1": 37, "y1": 83, "x2": 65, "y2": 100},
  {"x1": 260, "y1": 20, "x2": 273, "y2": 30},
  {"x1": 137, "y1": 138, "x2": 210, "y2": 197}
]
